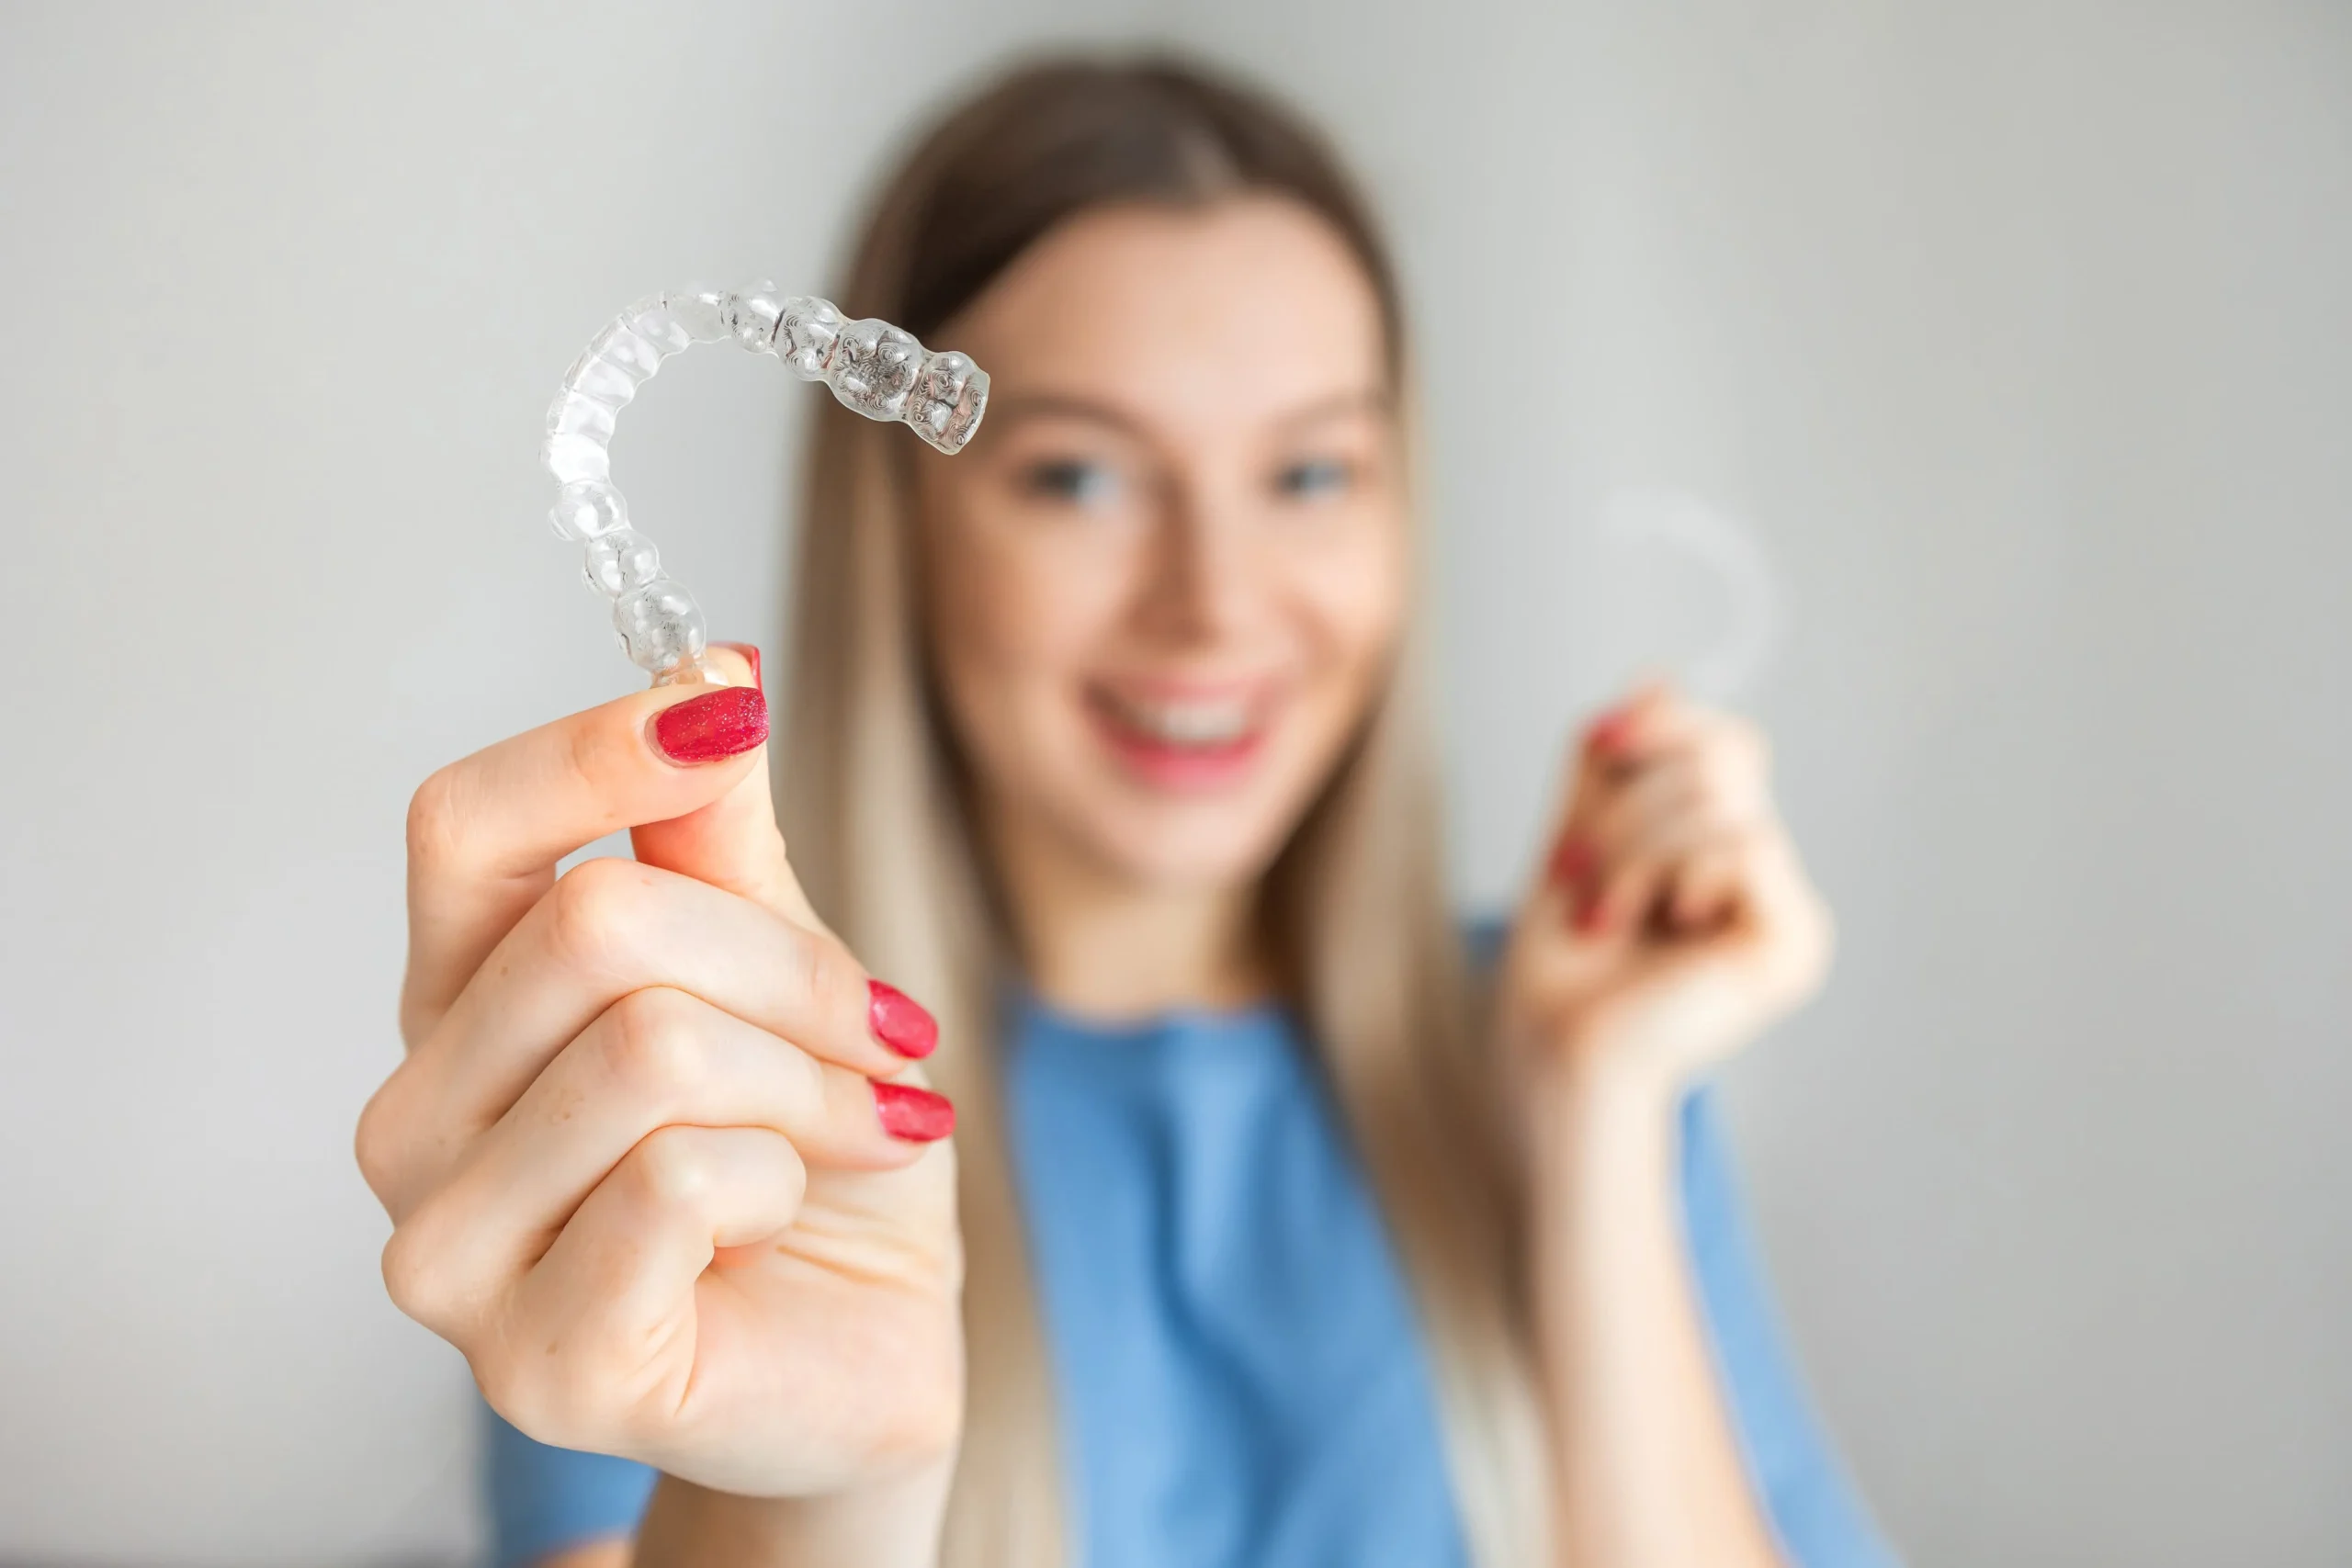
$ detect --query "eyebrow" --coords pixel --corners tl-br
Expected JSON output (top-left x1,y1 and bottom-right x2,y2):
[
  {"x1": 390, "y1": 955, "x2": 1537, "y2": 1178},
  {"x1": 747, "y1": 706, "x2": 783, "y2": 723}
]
[{"x1": 981, "y1": 387, "x2": 1393, "y2": 440}]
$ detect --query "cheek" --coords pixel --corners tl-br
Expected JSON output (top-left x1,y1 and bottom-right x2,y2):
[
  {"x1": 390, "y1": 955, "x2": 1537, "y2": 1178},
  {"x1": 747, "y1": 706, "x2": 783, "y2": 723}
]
[
  {"x1": 1288, "y1": 517, "x2": 1410, "y2": 705},
  {"x1": 922, "y1": 506, "x2": 1126, "y2": 747}
]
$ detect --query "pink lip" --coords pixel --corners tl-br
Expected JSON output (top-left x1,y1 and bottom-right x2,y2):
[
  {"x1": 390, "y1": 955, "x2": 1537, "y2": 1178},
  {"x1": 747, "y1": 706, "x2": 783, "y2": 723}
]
[{"x1": 1085, "y1": 682, "x2": 1273, "y2": 794}]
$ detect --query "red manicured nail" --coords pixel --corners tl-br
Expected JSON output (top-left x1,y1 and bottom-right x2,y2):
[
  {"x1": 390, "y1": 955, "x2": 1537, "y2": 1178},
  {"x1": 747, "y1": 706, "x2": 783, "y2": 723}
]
[
  {"x1": 874, "y1": 1081, "x2": 955, "y2": 1142},
  {"x1": 1587, "y1": 710, "x2": 1636, "y2": 757},
  {"x1": 1549, "y1": 836, "x2": 1593, "y2": 886},
  {"x1": 650, "y1": 686, "x2": 767, "y2": 764},
  {"x1": 868, "y1": 979, "x2": 939, "y2": 1059},
  {"x1": 710, "y1": 641, "x2": 763, "y2": 693}
]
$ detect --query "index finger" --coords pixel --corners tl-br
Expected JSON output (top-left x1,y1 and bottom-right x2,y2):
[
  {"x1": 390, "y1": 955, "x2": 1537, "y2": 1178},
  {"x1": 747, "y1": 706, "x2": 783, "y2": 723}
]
[{"x1": 400, "y1": 665, "x2": 766, "y2": 1044}]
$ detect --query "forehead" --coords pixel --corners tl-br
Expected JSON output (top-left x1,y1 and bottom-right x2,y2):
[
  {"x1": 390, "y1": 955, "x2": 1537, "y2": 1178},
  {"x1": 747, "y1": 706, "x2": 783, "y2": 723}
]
[{"x1": 951, "y1": 194, "x2": 1389, "y2": 435}]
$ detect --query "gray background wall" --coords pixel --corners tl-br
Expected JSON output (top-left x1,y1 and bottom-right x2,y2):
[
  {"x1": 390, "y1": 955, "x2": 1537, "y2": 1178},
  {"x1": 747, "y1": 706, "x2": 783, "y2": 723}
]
[{"x1": 1, "y1": 3, "x2": 2344, "y2": 1564}]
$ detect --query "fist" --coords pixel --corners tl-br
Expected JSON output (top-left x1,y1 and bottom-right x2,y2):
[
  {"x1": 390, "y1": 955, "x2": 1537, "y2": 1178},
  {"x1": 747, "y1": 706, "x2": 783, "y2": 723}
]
[
  {"x1": 356, "y1": 649, "x2": 965, "y2": 1499},
  {"x1": 1498, "y1": 684, "x2": 1834, "y2": 1086}
]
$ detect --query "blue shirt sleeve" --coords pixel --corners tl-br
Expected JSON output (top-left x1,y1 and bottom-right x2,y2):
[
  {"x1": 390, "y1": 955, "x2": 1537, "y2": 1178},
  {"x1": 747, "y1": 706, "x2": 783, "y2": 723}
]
[
  {"x1": 1680, "y1": 1084, "x2": 1901, "y2": 1568},
  {"x1": 482, "y1": 1404, "x2": 657, "y2": 1568}
]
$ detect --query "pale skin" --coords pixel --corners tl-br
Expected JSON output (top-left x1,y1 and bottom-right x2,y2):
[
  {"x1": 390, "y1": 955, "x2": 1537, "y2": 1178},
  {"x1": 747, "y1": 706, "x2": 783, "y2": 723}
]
[{"x1": 359, "y1": 196, "x2": 1832, "y2": 1567}]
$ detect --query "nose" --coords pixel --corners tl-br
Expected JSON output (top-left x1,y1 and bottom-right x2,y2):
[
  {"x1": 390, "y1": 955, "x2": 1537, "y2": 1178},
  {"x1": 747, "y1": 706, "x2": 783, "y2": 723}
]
[{"x1": 1132, "y1": 475, "x2": 1265, "y2": 647}]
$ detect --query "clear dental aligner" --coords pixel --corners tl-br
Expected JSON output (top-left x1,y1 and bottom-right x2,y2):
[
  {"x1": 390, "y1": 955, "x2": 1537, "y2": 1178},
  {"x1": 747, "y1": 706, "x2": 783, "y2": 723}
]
[{"x1": 544, "y1": 284, "x2": 989, "y2": 684}]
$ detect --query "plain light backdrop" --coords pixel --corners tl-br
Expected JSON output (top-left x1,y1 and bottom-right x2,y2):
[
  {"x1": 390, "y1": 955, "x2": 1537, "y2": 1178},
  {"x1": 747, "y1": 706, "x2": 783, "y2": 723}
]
[{"x1": 2, "y1": 3, "x2": 2346, "y2": 1564}]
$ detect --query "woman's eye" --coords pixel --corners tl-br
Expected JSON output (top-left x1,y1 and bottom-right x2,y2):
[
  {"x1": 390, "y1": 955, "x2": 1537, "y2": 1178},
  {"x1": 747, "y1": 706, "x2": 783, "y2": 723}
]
[
  {"x1": 1021, "y1": 457, "x2": 1122, "y2": 508},
  {"x1": 1274, "y1": 457, "x2": 1354, "y2": 501}
]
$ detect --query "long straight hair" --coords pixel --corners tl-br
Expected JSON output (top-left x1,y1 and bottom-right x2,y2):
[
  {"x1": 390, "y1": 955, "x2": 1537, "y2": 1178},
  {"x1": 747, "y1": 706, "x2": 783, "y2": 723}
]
[{"x1": 776, "y1": 56, "x2": 1552, "y2": 1567}]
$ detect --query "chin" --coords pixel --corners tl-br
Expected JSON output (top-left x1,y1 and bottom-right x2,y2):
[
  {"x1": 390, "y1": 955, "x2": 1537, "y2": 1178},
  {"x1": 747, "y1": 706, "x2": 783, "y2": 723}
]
[{"x1": 1098, "y1": 811, "x2": 1292, "y2": 892}]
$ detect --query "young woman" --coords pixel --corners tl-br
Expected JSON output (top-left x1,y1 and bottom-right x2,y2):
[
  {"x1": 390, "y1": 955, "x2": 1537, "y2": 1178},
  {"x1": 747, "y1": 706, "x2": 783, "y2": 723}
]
[{"x1": 357, "y1": 57, "x2": 1893, "y2": 1568}]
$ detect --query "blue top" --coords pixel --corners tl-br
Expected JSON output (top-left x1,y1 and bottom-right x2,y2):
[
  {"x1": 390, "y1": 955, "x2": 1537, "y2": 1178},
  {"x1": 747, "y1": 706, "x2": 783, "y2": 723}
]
[{"x1": 485, "y1": 995, "x2": 1894, "y2": 1568}]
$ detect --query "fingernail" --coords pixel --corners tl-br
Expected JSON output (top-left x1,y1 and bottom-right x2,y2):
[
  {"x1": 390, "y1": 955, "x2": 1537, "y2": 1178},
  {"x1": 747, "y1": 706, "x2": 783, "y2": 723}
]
[
  {"x1": 710, "y1": 641, "x2": 763, "y2": 694},
  {"x1": 874, "y1": 1081, "x2": 955, "y2": 1142},
  {"x1": 1549, "y1": 836, "x2": 1593, "y2": 886},
  {"x1": 1587, "y1": 710, "x2": 1635, "y2": 757},
  {"x1": 868, "y1": 979, "x2": 939, "y2": 1060},
  {"x1": 650, "y1": 686, "x2": 767, "y2": 764}
]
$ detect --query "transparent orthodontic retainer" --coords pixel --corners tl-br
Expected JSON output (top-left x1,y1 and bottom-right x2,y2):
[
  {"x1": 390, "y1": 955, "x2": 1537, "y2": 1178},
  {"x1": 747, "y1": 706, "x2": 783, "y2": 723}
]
[{"x1": 543, "y1": 283, "x2": 989, "y2": 686}]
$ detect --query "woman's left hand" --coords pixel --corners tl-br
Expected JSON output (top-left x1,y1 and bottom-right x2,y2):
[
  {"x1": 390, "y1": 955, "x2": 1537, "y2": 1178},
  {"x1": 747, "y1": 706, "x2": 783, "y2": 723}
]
[{"x1": 1498, "y1": 683, "x2": 1834, "y2": 1089}]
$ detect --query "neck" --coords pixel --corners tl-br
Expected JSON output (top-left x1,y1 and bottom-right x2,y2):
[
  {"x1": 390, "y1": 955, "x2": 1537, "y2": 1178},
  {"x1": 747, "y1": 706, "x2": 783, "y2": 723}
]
[{"x1": 989, "y1": 814, "x2": 1273, "y2": 1021}]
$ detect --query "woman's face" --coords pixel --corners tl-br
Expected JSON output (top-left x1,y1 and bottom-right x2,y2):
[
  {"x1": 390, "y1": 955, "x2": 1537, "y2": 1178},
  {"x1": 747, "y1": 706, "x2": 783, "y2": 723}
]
[{"x1": 916, "y1": 195, "x2": 1408, "y2": 896}]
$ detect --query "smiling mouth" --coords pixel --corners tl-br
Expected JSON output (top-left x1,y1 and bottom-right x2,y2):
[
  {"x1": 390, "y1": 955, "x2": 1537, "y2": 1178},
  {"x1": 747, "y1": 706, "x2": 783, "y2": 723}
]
[
  {"x1": 1094, "y1": 687, "x2": 1256, "y2": 744},
  {"x1": 1085, "y1": 683, "x2": 1272, "y2": 785}
]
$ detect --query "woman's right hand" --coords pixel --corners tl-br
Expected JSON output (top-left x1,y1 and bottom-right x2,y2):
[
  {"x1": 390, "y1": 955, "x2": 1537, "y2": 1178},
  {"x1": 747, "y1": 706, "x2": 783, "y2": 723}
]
[{"x1": 355, "y1": 648, "x2": 964, "y2": 1503}]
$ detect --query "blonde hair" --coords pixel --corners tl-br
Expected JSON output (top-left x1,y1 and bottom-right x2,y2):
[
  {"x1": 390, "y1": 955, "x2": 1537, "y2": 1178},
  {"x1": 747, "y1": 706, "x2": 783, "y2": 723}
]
[{"x1": 776, "y1": 56, "x2": 1552, "y2": 1567}]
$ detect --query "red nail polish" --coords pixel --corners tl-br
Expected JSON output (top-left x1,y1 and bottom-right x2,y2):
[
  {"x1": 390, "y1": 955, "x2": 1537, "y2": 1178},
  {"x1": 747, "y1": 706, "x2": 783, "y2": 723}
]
[
  {"x1": 1587, "y1": 710, "x2": 1635, "y2": 757},
  {"x1": 868, "y1": 979, "x2": 939, "y2": 1059},
  {"x1": 710, "y1": 640, "x2": 763, "y2": 693},
  {"x1": 874, "y1": 1081, "x2": 955, "y2": 1141},
  {"x1": 650, "y1": 686, "x2": 767, "y2": 764},
  {"x1": 1549, "y1": 836, "x2": 1593, "y2": 886}
]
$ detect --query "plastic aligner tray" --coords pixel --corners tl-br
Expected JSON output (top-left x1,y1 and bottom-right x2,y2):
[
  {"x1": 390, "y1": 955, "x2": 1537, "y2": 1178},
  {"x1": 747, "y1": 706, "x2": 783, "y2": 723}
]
[{"x1": 543, "y1": 284, "x2": 989, "y2": 684}]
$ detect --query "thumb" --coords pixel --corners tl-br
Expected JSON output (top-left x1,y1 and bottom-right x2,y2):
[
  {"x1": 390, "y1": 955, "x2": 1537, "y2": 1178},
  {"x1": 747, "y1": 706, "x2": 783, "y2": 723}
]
[{"x1": 629, "y1": 643, "x2": 830, "y2": 936}]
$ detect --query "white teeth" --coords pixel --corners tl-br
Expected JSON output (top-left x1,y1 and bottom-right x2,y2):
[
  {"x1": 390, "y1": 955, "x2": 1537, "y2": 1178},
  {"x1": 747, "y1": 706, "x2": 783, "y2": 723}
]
[{"x1": 1107, "y1": 694, "x2": 1254, "y2": 746}]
